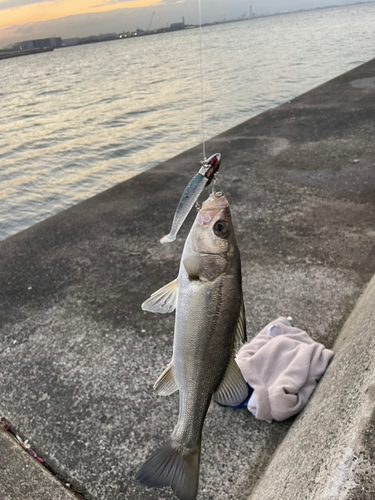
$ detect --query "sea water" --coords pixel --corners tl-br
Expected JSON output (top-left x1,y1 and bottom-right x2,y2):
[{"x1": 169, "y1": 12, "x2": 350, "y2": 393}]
[{"x1": 1, "y1": 2, "x2": 375, "y2": 241}]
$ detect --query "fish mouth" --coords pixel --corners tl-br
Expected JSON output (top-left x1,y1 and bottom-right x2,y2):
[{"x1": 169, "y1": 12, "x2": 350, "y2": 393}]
[{"x1": 201, "y1": 192, "x2": 228, "y2": 212}]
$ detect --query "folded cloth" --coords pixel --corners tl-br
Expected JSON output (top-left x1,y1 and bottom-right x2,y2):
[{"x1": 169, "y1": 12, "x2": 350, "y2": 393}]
[{"x1": 236, "y1": 317, "x2": 334, "y2": 422}]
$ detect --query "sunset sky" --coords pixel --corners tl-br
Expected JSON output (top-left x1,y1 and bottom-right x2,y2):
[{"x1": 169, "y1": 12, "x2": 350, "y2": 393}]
[{"x1": 0, "y1": 0, "x2": 368, "y2": 48}]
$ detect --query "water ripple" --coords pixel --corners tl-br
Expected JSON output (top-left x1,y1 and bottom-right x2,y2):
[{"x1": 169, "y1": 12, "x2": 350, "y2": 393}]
[{"x1": 1, "y1": 3, "x2": 375, "y2": 240}]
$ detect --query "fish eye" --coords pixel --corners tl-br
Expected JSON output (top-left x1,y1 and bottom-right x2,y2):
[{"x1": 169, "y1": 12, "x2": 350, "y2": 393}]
[{"x1": 214, "y1": 220, "x2": 229, "y2": 238}]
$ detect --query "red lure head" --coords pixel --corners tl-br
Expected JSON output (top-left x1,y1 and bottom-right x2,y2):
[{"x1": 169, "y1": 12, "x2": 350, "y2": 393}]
[{"x1": 203, "y1": 153, "x2": 221, "y2": 184}]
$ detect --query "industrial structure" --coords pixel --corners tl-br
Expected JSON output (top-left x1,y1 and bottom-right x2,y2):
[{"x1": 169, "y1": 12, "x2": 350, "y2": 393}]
[{"x1": 10, "y1": 37, "x2": 62, "y2": 51}]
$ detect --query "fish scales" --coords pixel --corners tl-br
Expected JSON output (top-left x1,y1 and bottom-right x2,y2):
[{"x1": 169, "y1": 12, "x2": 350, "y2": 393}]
[{"x1": 173, "y1": 280, "x2": 240, "y2": 446}]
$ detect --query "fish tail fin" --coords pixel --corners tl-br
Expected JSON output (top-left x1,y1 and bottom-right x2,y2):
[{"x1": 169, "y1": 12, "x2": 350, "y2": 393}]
[
  {"x1": 160, "y1": 233, "x2": 176, "y2": 244},
  {"x1": 135, "y1": 439, "x2": 201, "y2": 500}
]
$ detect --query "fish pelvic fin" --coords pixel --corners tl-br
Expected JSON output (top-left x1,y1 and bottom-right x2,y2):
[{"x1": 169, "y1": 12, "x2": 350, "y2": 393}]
[
  {"x1": 141, "y1": 278, "x2": 179, "y2": 314},
  {"x1": 135, "y1": 439, "x2": 201, "y2": 500},
  {"x1": 214, "y1": 357, "x2": 249, "y2": 407},
  {"x1": 154, "y1": 363, "x2": 178, "y2": 396},
  {"x1": 160, "y1": 233, "x2": 176, "y2": 244}
]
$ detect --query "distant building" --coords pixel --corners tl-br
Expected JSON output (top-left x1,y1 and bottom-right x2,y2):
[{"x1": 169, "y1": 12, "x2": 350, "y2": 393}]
[
  {"x1": 80, "y1": 35, "x2": 100, "y2": 44},
  {"x1": 134, "y1": 28, "x2": 146, "y2": 36},
  {"x1": 62, "y1": 38, "x2": 81, "y2": 46},
  {"x1": 170, "y1": 17, "x2": 185, "y2": 30},
  {"x1": 12, "y1": 37, "x2": 62, "y2": 51},
  {"x1": 98, "y1": 33, "x2": 117, "y2": 41}
]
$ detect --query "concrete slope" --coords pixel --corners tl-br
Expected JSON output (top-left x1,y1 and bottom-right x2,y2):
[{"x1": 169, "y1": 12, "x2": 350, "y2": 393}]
[
  {"x1": 0, "y1": 59, "x2": 375, "y2": 500},
  {"x1": 249, "y1": 273, "x2": 375, "y2": 500}
]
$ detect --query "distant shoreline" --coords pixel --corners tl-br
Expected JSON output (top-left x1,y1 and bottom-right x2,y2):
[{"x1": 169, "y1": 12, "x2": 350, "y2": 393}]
[
  {"x1": 59, "y1": 0, "x2": 375, "y2": 49},
  {"x1": 1, "y1": 0, "x2": 374, "y2": 53},
  {"x1": 0, "y1": 47, "x2": 54, "y2": 60}
]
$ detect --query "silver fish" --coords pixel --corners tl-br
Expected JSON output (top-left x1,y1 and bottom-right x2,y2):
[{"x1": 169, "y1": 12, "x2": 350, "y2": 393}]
[
  {"x1": 160, "y1": 153, "x2": 221, "y2": 244},
  {"x1": 136, "y1": 192, "x2": 248, "y2": 500}
]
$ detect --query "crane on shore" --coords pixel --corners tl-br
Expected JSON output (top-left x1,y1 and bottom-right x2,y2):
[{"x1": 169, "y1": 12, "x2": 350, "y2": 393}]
[{"x1": 147, "y1": 11, "x2": 155, "y2": 32}]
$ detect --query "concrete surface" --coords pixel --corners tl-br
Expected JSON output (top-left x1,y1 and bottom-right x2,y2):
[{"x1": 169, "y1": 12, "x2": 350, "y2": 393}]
[
  {"x1": 0, "y1": 58, "x2": 375, "y2": 500},
  {"x1": 0, "y1": 428, "x2": 76, "y2": 500},
  {"x1": 248, "y1": 273, "x2": 375, "y2": 500}
]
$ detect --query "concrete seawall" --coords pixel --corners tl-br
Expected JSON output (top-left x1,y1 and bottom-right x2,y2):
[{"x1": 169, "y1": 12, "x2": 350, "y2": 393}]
[
  {"x1": 0, "y1": 59, "x2": 375, "y2": 499},
  {"x1": 249, "y1": 273, "x2": 375, "y2": 500}
]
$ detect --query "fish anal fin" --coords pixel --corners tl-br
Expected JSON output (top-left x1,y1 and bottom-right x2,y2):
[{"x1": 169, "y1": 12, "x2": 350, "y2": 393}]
[
  {"x1": 141, "y1": 279, "x2": 179, "y2": 314},
  {"x1": 214, "y1": 357, "x2": 248, "y2": 407},
  {"x1": 154, "y1": 364, "x2": 178, "y2": 396}
]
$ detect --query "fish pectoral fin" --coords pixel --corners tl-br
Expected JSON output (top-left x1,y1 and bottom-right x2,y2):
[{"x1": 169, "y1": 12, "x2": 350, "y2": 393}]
[
  {"x1": 153, "y1": 363, "x2": 178, "y2": 396},
  {"x1": 141, "y1": 279, "x2": 179, "y2": 314},
  {"x1": 214, "y1": 357, "x2": 249, "y2": 407},
  {"x1": 235, "y1": 299, "x2": 247, "y2": 345}
]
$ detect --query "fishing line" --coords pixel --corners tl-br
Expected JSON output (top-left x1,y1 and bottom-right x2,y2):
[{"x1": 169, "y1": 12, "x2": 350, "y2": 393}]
[{"x1": 198, "y1": 0, "x2": 206, "y2": 161}]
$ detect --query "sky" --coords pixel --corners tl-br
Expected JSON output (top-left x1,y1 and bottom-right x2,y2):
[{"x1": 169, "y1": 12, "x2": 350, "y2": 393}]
[{"x1": 0, "y1": 0, "x2": 370, "y2": 48}]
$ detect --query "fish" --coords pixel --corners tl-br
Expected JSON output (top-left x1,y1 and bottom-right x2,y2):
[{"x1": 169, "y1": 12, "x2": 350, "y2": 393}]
[
  {"x1": 136, "y1": 191, "x2": 248, "y2": 500},
  {"x1": 160, "y1": 153, "x2": 221, "y2": 244}
]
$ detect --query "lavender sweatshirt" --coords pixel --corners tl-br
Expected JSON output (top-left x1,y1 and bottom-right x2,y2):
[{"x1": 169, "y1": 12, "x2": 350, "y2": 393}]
[{"x1": 236, "y1": 317, "x2": 334, "y2": 422}]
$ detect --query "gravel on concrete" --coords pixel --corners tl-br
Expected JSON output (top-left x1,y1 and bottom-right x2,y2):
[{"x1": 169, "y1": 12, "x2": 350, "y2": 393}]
[{"x1": 0, "y1": 428, "x2": 77, "y2": 500}]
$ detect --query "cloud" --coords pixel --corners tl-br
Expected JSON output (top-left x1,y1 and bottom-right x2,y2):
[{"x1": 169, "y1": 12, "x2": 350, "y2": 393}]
[
  {"x1": 94, "y1": 0, "x2": 144, "y2": 4},
  {"x1": 0, "y1": 0, "x2": 50, "y2": 10},
  {"x1": 11, "y1": 22, "x2": 39, "y2": 34},
  {"x1": 0, "y1": 0, "x2": 163, "y2": 31},
  {"x1": 0, "y1": 3, "x2": 155, "y2": 45}
]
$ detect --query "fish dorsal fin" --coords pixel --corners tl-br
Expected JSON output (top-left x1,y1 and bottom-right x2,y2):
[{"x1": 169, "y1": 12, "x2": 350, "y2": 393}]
[
  {"x1": 214, "y1": 357, "x2": 249, "y2": 406},
  {"x1": 235, "y1": 299, "x2": 247, "y2": 345},
  {"x1": 153, "y1": 363, "x2": 178, "y2": 396},
  {"x1": 141, "y1": 279, "x2": 179, "y2": 314}
]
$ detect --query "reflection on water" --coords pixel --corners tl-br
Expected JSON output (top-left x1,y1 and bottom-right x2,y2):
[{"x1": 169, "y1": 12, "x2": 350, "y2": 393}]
[{"x1": 1, "y1": 3, "x2": 375, "y2": 240}]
